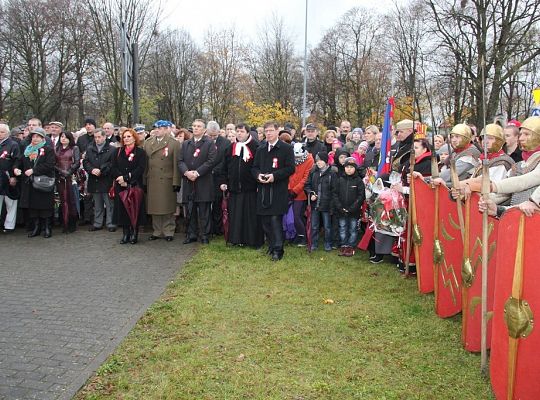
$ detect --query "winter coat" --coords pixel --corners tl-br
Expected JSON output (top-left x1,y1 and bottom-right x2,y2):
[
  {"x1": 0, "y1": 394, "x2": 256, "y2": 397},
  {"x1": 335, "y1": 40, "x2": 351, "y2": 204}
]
[
  {"x1": 362, "y1": 143, "x2": 378, "y2": 169},
  {"x1": 303, "y1": 139, "x2": 326, "y2": 157},
  {"x1": 143, "y1": 135, "x2": 181, "y2": 215},
  {"x1": 111, "y1": 146, "x2": 147, "y2": 227},
  {"x1": 178, "y1": 135, "x2": 217, "y2": 203},
  {"x1": 305, "y1": 166, "x2": 336, "y2": 212},
  {"x1": 19, "y1": 145, "x2": 56, "y2": 210},
  {"x1": 252, "y1": 140, "x2": 295, "y2": 215},
  {"x1": 55, "y1": 145, "x2": 80, "y2": 178},
  {"x1": 332, "y1": 170, "x2": 365, "y2": 218},
  {"x1": 221, "y1": 138, "x2": 259, "y2": 194},
  {"x1": 83, "y1": 142, "x2": 116, "y2": 193},
  {"x1": 212, "y1": 135, "x2": 230, "y2": 188},
  {"x1": 0, "y1": 137, "x2": 21, "y2": 196},
  {"x1": 401, "y1": 151, "x2": 433, "y2": 186},
  {"x1": 76, "y1": 133, "x2": 94, "y2": 154},
  {"x1": 288, "y1": 153, "x2": 314, "y2": 201}
]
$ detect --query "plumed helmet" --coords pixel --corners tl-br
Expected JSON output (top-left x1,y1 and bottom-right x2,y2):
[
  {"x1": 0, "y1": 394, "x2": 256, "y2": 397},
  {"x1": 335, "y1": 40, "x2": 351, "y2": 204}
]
[
  {"x1": 521, "y1": 117, "x2": 540, "y2": 137},
  {"x1": 450, "y1": 123, "x2": 472, "y2": 141},
  {"x1": 480, "y1": 123, "x2": 505, "y2": 152}
]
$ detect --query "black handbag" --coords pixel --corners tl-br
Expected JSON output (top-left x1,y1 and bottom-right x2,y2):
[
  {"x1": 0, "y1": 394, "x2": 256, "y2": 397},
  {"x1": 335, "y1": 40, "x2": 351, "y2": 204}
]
[
  {"x1": 30, "y1": 149, "x2": 55, "y2": 192},
  {"x1": 31, "y1": 175, "x2": 55, "y2": 192}
]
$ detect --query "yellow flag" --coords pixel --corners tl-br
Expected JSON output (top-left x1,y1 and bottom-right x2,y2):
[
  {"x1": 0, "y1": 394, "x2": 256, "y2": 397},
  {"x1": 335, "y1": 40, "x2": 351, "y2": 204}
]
[{"x1": 533, "y1": 88, "x2": 540, "y2": 106}]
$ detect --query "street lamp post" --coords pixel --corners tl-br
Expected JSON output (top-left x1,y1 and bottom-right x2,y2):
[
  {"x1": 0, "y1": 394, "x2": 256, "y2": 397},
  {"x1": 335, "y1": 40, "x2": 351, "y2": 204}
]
[{"x1": 301, "y1": 0, "x2": 308, "y2": 128}]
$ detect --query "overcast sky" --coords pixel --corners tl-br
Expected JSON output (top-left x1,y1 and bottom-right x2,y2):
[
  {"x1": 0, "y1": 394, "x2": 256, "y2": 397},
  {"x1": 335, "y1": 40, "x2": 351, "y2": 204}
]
[{"x1": 162, "y1": 0, "x2": 395, "y2": 51}]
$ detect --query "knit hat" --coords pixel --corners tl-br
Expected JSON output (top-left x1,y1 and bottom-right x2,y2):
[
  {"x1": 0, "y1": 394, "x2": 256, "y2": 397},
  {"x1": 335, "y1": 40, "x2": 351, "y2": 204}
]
[
  {"x1": 316, "y1": 151, "x2": 329, "y2": 164},
  {"x1": 343, "y1": 157, "x2": 357, "y2": 168},
  {"x1": 84, "y1": 118, "x2": 97, "y2": 127},
  {"x1": 437, "y1": 144, "x2": 450, "y2": 155},
  {"x1": 358, "y1": 141, "x2": 369, "y2": 151}
]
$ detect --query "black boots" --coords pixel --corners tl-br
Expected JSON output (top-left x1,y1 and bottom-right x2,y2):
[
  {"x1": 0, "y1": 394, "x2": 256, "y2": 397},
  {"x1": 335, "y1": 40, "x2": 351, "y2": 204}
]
[
  {"x1": 43, "y1": 218, "x2": 52, "y2": 238},
  {"x1": 130, "y1": 226, "x2": 139, "y2": 244},
  {"x1": 28, "y1": 218, "x2": 41, "y2": 238},
  {"x1": 120, "y1": 226, "x2": 139, "y2": 244},
  {"x1": 28, "y1": 218, "x2": 52, "y2": 238},
  {"x1": 120, "y1": 226, "x2": 131, "y2": 244}
]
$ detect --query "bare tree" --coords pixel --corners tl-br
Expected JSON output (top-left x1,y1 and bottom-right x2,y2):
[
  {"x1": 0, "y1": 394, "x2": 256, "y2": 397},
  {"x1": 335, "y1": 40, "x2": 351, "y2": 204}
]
[
  {"x1": 248, "y1": 15, "x2": 302, "y2": 109},
  {"x1": 201, "y1": 28, "x2": 244, "y2": 124},
  {"x1": 427, "y1": 0, "x2": 540, "y2": 126},
  {"x1": 87, "y1": 0, "x2": 161, "y2": 124},
  {"x1": 147, "y1": 29, "x2": 202, "y2": 126}
]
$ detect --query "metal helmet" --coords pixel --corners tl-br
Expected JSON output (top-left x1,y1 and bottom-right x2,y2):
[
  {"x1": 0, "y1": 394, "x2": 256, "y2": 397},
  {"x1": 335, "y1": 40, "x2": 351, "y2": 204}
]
[
  {"x1": 450, "y1": 123, "x2": 472, "y2": 150},
  {"x1": 480, "y1": 123, "x2": 505, "y2": 152},
  {"x1": 519, "y1": 117, "x2": 540, "y2": 151},
  {"x1": 521, "y1": 117, "x2": 540, "y2": 137}
]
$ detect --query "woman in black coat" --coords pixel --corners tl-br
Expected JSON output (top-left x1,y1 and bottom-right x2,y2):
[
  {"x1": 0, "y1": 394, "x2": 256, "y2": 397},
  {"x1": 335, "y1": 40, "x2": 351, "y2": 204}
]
[
  {"x1": 111, "y1": 128, "x2": 147, "y2": 244},
  {"x1": 399, "y1": 138, "x2": 433, "y2": 187},
  {"x1": 14, "y1": 128, "x2": 56, "y2": 238}
]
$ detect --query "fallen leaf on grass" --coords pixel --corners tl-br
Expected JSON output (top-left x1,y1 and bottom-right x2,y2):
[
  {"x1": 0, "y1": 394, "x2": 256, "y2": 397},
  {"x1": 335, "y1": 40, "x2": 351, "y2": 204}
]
[
  {"x1": 236, "y1": 353, "x2": 245, "y2": 362},
  {"x1": 323, "y1": 299, "x2": 334, "y2": 304}
]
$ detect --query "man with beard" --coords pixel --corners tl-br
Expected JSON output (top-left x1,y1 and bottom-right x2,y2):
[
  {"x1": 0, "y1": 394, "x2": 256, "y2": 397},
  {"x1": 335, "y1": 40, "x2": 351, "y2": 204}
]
[
  {"x1": 432, "y1": 123, "x2": 481, "y2": 187},
  {"x1": 252, "y1": 121, "x2": 295, "y2": 261},
  {"x1": 178, "y1": 119, "x2": 217, "y2": 244},
  {"x1": 144, "y1": 120, "x2": 181, "y2": 241},
  {"x1": 220, "y1": 123, "x2": 263, "y2": 247},
  {"x1": 478, "y1": 117, "x2": 540, "y2": 217},
  {"x1": 452, "y1": 123, "x2": 514, "y2": 200}
]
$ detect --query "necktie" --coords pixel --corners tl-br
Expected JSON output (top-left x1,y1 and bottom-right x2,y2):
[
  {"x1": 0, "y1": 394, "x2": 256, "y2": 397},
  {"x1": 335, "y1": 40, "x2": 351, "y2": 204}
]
[{"x1": 268, "y1": 144, "x2": 273, "y2": 152}]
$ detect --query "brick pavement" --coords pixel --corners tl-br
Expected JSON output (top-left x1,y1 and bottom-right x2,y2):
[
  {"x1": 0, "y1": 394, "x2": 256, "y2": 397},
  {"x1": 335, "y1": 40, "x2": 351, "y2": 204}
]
[{"x1": 0, "y1": 228, "x2": 196, "y2": 400}]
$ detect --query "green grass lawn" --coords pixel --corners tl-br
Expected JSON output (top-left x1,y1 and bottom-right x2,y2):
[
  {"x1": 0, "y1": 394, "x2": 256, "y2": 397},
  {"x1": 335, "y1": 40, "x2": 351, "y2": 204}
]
[{"x1": 77, "y1": 240, "x2": 494, "y2": 399}]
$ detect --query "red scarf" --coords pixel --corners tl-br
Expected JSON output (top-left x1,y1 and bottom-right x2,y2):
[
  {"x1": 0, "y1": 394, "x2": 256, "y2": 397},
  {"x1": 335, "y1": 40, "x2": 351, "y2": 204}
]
[
  {"x1": 453, "y1": 143, "x2": 472, "y2": 154},
  {"x1": 522, "y1": 145, "x2": 540, "y2": 162},
  {"x1": 124, "y1": 145, "x2": 135, "y2": 156},
  {"x1": 415, "y1": 151, "x2": 432, "y2": 164},
  {"x1": 479, "y1": 149, "x2": 504, "y2": 161}
]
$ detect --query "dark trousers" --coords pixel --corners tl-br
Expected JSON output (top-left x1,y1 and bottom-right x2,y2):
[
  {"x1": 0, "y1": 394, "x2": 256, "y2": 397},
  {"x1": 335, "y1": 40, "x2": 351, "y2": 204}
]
[
  {"x1": 81, "y1": 195, "x2": 94, "y2": 224},
  {"x1": 186, "y1": 201, "x2": 211, "y2": 241},
  {"x1": 261, "y1": 214, "x2": 284, "y2": 253},
  {"x1": 292, "y1": 200, "x2": 306, "y2": 238},
  {"x1": 211, "y1": 189, "x2": 223, "y2": 235}
]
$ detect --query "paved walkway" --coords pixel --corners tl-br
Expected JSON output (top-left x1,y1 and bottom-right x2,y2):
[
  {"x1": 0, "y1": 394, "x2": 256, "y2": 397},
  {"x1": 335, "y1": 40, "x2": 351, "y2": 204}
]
[{"x1": 0, "y1": 228, "x2": 196, "y2": 400}]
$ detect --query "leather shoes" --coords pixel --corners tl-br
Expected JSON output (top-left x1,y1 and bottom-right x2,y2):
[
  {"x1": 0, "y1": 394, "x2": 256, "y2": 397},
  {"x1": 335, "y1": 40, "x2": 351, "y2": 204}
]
[
  {"x1": 271, "y1": 250, "x2": 283, "y2": 261},
  {"x1": 88, "y1": 226, "x2": 102, "y2": 232},
  {"x1": 200, "y1": 238, "x2": 209, "y2": 244},
  {"x1": 165, "y1": 236, "x2": 174, "y2": 242},
  {"x1": 108, "y1": 227, "x2": 116, "y2": 232},
  {"x1": 183, "y1": 237, "x2": 197, "y2": 244},
  {"x1": 149, "y1": 235, "x2": 160, "y2": 240}
]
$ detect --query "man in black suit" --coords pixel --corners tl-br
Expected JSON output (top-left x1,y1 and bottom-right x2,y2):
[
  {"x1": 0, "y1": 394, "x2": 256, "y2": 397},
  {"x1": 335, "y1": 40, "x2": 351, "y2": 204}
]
[
  {"x1": 178, "y1": 119, "x2": 217, "y2": 244},
  {"x1": 252, "y1": 121, "x2": 295, "y2": 261}
]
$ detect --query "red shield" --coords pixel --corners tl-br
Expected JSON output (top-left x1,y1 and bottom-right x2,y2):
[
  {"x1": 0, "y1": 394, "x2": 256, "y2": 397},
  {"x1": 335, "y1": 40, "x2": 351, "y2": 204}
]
[
  {"x1": 491, "y1": 209, "x2": 540, "y2": 400},
  {"x1": 461, "y1": 193, "x2": 499, "y2": 352},
  {"x1": 434, "y1": 185, "x2": 463, "y2": 318},
  {"x1": 461, "y1": 193, "x2": 498, "y2": 352},
  {"x1": 411, "y1": 177, "x2": 435, "y2": 293}
]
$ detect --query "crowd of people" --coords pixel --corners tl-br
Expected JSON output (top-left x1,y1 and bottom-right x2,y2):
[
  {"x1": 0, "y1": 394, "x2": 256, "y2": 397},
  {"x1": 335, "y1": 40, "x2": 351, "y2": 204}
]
[{"x1": 1, "y1": 115, "x2": 539, "y2": 265}]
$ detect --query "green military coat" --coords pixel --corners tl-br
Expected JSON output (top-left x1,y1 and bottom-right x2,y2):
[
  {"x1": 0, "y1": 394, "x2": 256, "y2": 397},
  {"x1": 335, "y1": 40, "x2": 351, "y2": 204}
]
[{"x1": 143, "y1": 135, "x2": 181, "y2": 215}]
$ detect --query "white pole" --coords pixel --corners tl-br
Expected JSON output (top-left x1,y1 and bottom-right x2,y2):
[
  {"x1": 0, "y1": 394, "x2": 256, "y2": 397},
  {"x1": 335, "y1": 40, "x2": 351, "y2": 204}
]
[{"x1": 302, "y1": 0, "x2": 308, "y2": 128}]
